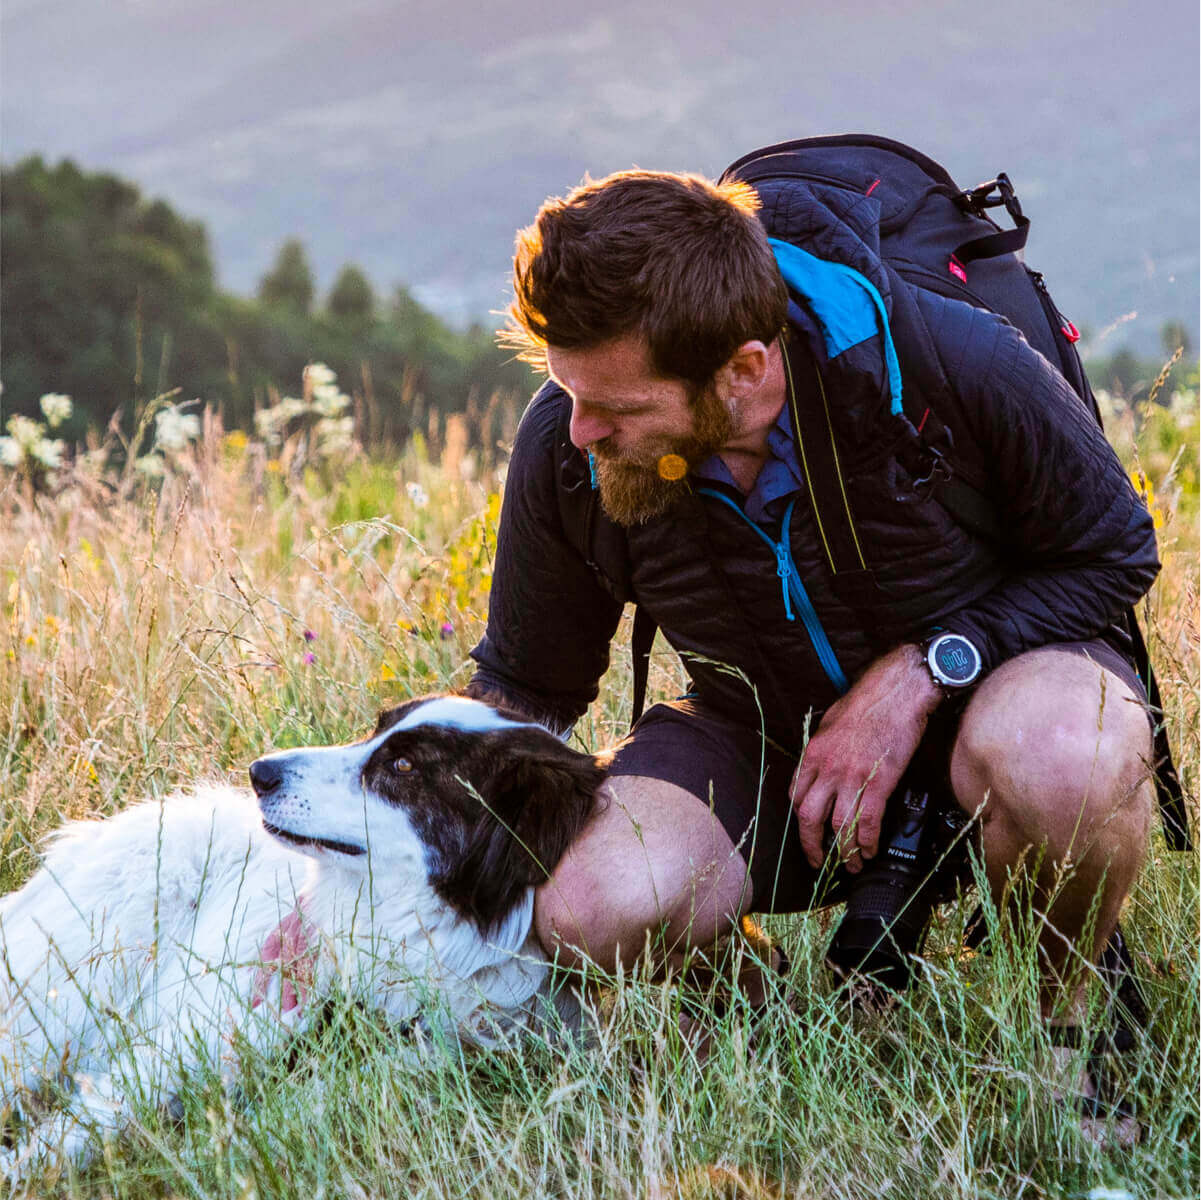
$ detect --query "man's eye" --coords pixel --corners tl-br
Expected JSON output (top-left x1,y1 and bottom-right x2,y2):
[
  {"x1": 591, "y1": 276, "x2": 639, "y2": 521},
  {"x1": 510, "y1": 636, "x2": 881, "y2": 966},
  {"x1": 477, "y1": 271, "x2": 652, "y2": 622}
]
[{"x1": 392, "y1": 758, "x2": 414, "y2": 774}]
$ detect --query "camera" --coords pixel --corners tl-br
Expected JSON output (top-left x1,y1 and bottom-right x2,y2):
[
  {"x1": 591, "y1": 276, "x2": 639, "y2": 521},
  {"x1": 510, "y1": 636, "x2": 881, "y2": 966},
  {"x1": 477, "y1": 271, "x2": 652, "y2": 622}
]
[{"x1": 825, "y1": 764, "x2": 968, "y2": 996}]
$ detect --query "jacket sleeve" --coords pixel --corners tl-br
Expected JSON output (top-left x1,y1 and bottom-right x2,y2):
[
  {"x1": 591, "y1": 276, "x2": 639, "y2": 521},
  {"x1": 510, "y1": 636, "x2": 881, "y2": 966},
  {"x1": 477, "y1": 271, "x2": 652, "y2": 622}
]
[
  {"x1": 929, "y1": 302, "x2": 1160, "y2": 673},
  {"x1": 467, "y1": 383, "x2": 624, "y2": 732}
]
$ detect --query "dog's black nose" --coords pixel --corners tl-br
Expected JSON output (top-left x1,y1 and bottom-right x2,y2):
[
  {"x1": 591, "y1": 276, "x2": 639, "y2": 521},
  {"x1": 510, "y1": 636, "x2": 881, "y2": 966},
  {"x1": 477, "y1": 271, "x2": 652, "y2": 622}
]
[{"x1": 249, "y1": 758, "x2": 283, "y2": 797}]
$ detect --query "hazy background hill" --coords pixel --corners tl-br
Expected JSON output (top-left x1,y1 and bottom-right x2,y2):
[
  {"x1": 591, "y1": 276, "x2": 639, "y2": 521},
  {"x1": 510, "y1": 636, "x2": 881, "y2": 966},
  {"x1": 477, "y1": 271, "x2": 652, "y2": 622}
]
[{"x1": 3, "y1": 0, "x2": 1198, "y2": 358}]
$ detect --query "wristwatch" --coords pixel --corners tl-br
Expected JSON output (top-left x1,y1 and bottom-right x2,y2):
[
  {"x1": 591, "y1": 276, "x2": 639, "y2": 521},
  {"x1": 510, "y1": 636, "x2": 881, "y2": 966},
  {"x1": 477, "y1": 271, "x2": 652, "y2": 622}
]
[{"x1": 919, "y1": 630, "x2": 983, "y2": 694}]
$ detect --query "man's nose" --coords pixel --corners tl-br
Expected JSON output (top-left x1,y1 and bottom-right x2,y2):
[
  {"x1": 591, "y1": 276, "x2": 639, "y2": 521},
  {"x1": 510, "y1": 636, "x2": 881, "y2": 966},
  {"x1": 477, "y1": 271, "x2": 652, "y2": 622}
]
[{"x1": 568, "y1": 404, "x2": 613, "y2": 451}]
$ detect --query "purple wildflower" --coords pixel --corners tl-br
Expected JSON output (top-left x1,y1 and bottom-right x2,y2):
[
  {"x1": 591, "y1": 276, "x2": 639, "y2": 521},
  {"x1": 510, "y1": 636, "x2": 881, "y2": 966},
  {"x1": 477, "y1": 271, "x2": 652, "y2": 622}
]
[
  {"x1": 439, "y1": 621, "x2": 454, "y2": 641},
  {"x1": 302, "y1": 651, "x2": 316, "y2": 665},
  {"x1": 303, "y1": 629, "x2": 317, "y2": 642}
]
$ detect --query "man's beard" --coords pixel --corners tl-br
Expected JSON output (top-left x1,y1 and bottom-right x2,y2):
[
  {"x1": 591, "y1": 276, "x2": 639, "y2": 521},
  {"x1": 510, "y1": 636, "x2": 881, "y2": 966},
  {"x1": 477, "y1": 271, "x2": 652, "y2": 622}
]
[{"x1": 591, "y1": 384, "x2": 734, "y2": 527}]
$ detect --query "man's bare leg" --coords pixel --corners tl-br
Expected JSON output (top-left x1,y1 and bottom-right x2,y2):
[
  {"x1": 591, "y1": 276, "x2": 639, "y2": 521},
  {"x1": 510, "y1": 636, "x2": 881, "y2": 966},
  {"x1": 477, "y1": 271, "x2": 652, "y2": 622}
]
[
  {"x1": 533, "y1": 776, "x2": 766, "y2": 992},
  {"x1": 949, "y1": 648, "x2": 1154, "y2": 1015}
]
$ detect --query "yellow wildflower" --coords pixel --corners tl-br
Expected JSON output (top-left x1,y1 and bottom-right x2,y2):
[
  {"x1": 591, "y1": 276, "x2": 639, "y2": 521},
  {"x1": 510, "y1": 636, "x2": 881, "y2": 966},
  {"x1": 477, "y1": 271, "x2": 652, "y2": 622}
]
[{"x1": 1130, "y1": 470, "x2": 1167, "y2": 529}]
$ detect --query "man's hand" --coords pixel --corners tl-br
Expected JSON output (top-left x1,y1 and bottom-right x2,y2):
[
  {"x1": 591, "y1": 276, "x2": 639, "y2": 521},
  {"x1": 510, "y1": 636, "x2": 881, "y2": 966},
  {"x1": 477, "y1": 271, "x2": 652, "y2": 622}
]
[{"x1": 790, "y1": 643, "x2": 943, "y2": 873}]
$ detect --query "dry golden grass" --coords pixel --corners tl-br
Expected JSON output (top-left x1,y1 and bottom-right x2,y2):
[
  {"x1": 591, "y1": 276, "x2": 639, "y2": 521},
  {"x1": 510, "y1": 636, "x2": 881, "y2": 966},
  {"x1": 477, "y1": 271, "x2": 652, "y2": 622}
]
[{"x1": 0, "y1": 395, "x2": 1196, "y2": 1198}]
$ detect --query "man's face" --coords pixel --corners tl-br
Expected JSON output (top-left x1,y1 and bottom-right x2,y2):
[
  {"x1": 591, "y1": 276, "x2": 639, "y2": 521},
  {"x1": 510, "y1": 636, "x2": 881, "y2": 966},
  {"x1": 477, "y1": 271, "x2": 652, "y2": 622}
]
[{"x1": 547, "y1": 333, "x2": 734, "y2": 526}]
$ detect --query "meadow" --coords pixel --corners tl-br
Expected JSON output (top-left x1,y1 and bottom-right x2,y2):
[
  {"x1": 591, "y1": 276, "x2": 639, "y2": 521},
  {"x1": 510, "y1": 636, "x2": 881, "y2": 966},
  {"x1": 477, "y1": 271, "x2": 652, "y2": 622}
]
[{"x1": 1, "y1": 374, "x2": 1197, "y2": 1199}]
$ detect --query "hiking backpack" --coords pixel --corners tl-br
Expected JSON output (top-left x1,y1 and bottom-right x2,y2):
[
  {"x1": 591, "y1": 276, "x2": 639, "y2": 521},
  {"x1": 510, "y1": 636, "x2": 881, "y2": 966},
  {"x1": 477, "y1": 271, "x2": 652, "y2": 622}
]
[{"x1": 558, "y1": 134, "x2": 1188, "y2": 849}]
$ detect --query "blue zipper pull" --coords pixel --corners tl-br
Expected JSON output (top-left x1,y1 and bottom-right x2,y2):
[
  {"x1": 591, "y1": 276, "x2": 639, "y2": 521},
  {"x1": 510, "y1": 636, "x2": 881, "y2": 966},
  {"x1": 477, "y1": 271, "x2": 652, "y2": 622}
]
[{"x1": 774, "y1": 543, "x2": 796, "y2": 621}]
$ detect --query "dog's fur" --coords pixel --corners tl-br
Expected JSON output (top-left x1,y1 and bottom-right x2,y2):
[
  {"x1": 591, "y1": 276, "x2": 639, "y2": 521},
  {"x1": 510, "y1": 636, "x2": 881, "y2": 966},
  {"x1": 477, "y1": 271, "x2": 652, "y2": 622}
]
[{"x1": 0, "y1": 695, "x2": 603, "y2": 1175}]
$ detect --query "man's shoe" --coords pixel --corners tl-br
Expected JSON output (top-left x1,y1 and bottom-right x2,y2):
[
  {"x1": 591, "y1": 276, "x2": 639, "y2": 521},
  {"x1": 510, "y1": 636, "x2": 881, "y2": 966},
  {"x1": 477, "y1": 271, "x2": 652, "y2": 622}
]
[{"x1": 1047, "y1": 927, "x2": 1149, "y2": 1147}]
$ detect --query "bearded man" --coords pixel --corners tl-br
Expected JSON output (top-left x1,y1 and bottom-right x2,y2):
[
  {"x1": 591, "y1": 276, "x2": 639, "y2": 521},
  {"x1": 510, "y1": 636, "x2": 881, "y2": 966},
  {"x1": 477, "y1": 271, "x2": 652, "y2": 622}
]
[{"x1": 466, "y1": 169, "x2": 1160, "y2": 1076}]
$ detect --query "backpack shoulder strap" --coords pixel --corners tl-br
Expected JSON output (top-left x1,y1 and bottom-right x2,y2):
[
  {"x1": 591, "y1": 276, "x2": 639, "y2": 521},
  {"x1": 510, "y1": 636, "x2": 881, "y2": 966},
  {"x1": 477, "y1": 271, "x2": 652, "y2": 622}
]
[
  {"x1": 552, "y1": 397, "x2": 656, "y2": 728},
  {"x1": 553, "y1": 396, "x2": 632, "y2": 605},
  {"x1": 630, "y1": 606, "x2": 657, "y2": 727},
  {"x1": 1127, "y1": 611, "x2": 1190, "y2": 849}
]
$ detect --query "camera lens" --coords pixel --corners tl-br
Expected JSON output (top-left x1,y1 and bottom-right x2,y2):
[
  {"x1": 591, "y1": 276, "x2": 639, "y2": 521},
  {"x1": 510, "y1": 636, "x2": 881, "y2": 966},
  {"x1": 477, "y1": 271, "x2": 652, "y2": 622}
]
[{"x1": 826, "y1": 780, "x2": 937, "y2": 994}]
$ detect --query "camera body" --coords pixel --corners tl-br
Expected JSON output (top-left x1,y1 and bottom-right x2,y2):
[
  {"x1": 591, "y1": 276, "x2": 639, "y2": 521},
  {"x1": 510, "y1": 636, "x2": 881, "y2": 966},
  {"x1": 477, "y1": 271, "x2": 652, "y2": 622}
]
[{"x1": 826, "y1": 765, "x2": 969, "y2": 995}]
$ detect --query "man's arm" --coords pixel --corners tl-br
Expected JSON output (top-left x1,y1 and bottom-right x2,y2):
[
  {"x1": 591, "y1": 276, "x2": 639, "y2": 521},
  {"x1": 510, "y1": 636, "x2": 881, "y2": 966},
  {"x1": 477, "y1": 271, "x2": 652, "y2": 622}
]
[
  {"x1": 792, "y1": 301, "x2": 1160, "y2": 869},
  {"x1": 467, "y1": 384, "x2": 625, "y2": 735},
  {"x1": 923, "y1": 300, "x2": 1159, "y2": 669}
]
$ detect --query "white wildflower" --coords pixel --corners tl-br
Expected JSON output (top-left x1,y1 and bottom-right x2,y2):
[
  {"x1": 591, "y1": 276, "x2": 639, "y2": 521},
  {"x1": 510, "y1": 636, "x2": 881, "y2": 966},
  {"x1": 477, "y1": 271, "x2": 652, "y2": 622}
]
[
  {"x1": 256, "y1": 396, "x2": 307, "y2": 439},
  {"x1": 39, "y1": 393, "x2": 73, "y2": 428},
  {"x1": 1093, "y1": 388, "x2": 1127, "y2": 423},
  {"x1": 304, "y1": 362, "x2": 337, "y2": 389},
  {"x1": 154, "y1": 404, "x2": 202, "y2": 452},
  {"x1": 253, "y1": 411, "x2": 272, "y2": 439},
  {"x1": 0, "y1": 437, "x2": 21, "y2": 467},
  {"x1": 312, "y1": 382, "x2": 350, "y2": 418},
  {"x1": 405, "y1": 481, "x2": 429, "y2": 508},
  {"x1": 255, "y1": 397, "x2": 305, "y2": 445},
  {"x1": 316, "y1": 415, "x2": 355, "y2": 454},
  {"x1": 6, "y1": 414, "x2": 42, "y2": 450},
  {"x1": 1168, "y1": 388, "x2": 1197, "y2": 430},
  {"x1": 30, "y1": 438, "x2": 65, "y2": 469},
  {"x1": 135, "y1": 453, "x2": 166, "y2": 478}
]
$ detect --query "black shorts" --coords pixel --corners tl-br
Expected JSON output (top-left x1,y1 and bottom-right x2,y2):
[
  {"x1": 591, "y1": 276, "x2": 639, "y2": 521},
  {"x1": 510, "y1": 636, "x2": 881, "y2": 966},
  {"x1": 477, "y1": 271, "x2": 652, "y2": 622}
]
[{"x1": 605, "y1": 639, "x2": 1147, "y2": 914}]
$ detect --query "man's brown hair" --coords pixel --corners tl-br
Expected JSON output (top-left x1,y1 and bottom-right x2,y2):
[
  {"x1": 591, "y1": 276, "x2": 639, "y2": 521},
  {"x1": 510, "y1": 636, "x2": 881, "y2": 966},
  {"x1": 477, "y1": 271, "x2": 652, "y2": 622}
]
[{"x1": 503, "y1": 170, "x2": 788, "y2": 388}]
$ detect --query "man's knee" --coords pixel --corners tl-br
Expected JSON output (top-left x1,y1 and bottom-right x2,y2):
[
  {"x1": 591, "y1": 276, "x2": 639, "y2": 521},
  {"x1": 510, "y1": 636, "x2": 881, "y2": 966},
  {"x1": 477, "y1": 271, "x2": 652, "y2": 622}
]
[
  {"x1": 951, "y1": 649, "x2": 1154, "y2": 842},
  {"x1": 533, "y1": 774, "x2": 752, "y2": 971}
]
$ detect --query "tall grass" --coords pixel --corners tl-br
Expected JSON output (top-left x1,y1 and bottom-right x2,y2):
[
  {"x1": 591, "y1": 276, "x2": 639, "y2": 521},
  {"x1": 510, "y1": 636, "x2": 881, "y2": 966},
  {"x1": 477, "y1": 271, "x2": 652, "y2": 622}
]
[{"x1": 1, "y1": 394, "x2": 1196, "y2": 1198}]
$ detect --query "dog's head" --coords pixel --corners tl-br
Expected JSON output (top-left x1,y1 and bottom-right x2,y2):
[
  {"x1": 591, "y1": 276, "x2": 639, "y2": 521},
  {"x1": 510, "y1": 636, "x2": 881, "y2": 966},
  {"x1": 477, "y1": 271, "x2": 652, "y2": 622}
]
[{"x1": 248, "y1": 695, "x2": 605, "y2": 933}]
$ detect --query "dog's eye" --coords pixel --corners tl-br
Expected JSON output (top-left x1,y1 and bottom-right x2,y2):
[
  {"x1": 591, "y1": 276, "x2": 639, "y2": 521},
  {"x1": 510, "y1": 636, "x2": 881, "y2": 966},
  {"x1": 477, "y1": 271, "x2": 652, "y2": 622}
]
[{"x1": 392, "y1": 757, "x2": 414, "y2": 774}]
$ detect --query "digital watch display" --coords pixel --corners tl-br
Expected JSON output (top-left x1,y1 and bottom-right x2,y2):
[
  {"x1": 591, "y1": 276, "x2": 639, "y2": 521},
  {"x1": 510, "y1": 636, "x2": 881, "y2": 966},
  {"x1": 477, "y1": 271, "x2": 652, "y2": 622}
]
[{"x1": 921, "y1": 631, "x2": 983, "y2": 691}]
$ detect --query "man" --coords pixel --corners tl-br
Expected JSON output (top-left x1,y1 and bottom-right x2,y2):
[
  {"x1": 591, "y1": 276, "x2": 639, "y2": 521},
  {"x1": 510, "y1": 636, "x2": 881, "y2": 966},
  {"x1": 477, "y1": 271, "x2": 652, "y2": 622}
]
[{"x1": 467, "y1": 170, "x2": 1158, "y2": 1049}]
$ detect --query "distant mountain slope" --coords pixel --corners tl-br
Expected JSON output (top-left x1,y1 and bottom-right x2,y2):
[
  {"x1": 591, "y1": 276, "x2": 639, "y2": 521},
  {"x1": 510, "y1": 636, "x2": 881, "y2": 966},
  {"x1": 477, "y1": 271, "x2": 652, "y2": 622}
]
[{"x1": 3, "y1": 0, "x2": 1197, "y2": 355}]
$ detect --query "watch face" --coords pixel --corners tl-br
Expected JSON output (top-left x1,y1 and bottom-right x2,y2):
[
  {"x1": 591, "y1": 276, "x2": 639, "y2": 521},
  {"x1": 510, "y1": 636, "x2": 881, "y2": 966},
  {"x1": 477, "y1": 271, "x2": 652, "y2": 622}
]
[{"x1": 929, "y1": 634, "x2": 981, "y2": 687}]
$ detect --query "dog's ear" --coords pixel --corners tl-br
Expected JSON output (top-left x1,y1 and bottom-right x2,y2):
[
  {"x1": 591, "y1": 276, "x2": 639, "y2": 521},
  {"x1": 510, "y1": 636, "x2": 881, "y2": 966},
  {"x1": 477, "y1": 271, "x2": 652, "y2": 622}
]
[
  {"x1": 490, "y1": 733, "x2": 606, "y2": 880},
  {"x1": 439, "y1": 731, "x2": 606, "y2": 934}
]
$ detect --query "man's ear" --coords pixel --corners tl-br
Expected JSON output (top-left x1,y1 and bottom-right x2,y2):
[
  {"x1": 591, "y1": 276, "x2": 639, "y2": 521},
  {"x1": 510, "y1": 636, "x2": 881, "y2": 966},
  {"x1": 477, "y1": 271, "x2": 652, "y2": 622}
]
[
  {"x1": 437, "y1": 732, "x2": 606, "y2": 934},
  {"x1": 716, "y1": 340, "x2": 771, "y2": 399}
]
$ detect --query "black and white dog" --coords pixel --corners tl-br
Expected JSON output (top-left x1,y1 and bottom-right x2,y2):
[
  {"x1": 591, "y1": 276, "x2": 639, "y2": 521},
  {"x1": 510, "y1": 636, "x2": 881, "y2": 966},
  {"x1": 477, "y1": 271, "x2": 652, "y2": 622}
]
[{"x1": 0, "y1": 695, "x2": 603, "y2": 1175}]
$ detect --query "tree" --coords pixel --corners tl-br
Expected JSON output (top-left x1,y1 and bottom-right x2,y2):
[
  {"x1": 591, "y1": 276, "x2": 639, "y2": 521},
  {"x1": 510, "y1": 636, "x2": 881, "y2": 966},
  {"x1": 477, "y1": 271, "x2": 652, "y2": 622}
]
[
  {"x1": 327, "y1": 264, "x2": 375, "y2": 323},
  {"x1": 258, "y1": 239, "x2": 315, "y2": 315},
  {"x1": 0, "y1": 156, "x2": 222, "y2": 428},
  {"x1": 1106, "y1": 347, "x2": 1141, "y2": 397},
  {"x1": 0, "y1": 158, "x2": 538, "y2": 440},
  {"x1": 1161, "y1": 321, "x2": 1193, "y2": 360}
]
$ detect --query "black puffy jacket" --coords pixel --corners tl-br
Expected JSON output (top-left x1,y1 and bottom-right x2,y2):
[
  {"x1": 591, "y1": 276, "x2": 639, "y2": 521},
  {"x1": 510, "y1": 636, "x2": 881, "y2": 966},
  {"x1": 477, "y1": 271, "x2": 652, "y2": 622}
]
[{"x1": 469, "y1": 182, "x2": 1159, "y2": 749}]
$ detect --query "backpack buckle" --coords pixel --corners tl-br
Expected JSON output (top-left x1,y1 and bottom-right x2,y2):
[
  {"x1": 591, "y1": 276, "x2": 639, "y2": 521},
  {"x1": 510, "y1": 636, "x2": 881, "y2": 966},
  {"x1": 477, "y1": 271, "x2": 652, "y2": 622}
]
[
  {"x1": 959, "y1": 173, "x2": 1024, "y2": 225},
  {"x1": 908, "y1": 424, "x2": 955, "y2": 498},
  {"x1": 912, "y1": 449, "x2": 952, "y2": 497},
  {"x1": 963, "y1": 182, "x2": 999, "y2": 212}
]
